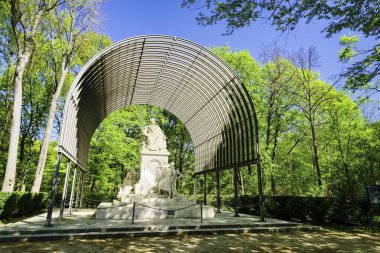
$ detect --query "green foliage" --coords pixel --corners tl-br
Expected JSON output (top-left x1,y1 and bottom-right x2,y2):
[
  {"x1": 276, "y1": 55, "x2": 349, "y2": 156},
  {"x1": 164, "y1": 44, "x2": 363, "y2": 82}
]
[
  {"x1": 80, "y1": 192, "x2": 115, "y2": 208},
  {"x1": 339, "y1": 35, "x2": 360, "y2": 62},
  {"x1": 202, "y1": 194, "x2": 377, "y2": 226},
  {"x1": 0, "y1": 192, "x2": 49, "y2": 220},
  {"x1": 182, "y1": 0, "x2": 380, "y2": 93},
  {"x1": 1, "y1": 19, "x2": 379, "y2": 228}
]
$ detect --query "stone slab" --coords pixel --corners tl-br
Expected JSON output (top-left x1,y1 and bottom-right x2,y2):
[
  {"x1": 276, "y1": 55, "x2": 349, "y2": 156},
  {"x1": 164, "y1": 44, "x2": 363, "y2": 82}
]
[
  {"x1": 0, "y1": 209, "x2": 321, "y2": 242},
  {"x1": 95, "y1": 201, "x2": 215, "y2": 220}
]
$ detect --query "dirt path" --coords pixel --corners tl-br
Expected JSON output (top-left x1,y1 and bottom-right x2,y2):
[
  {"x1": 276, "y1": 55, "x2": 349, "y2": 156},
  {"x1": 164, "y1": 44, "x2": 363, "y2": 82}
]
[{"x1": 1, "y1": 229, "x2": 379, "y2": 253}]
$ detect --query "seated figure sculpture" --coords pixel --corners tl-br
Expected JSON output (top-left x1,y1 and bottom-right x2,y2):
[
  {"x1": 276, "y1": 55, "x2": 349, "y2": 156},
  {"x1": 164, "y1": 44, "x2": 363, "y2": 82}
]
[
  {"x1": 155, "y1": 162, "x2": 183, "y2": 198},
  {"x1": 141, "y1": 118, "x2": 167, "y2": 151},
  {"x1": 117, "y1": 185, "x2": 133, "y2": 201},
  {"x1": 117, "y1": 166, "x2": 138, "y2": 201}
]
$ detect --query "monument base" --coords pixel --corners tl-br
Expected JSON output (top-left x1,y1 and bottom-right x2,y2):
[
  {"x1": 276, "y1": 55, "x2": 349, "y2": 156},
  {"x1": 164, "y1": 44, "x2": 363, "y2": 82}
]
[
  {"x1": 95, "y1": 195, "x2": 215, "y2": 220},
  {"x1": 133, "y1": 149, "x2": 170, "y2": 195}
]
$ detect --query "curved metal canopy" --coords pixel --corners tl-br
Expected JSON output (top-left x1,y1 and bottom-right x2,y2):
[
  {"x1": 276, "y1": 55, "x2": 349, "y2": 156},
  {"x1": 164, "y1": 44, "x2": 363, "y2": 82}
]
[{"x1": 59, "y1": 35, "x2": 259, "y2": 173}]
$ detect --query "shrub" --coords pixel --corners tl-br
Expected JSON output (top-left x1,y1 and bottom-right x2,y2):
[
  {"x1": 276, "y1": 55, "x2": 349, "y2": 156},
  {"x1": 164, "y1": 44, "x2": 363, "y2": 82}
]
[
  {"x1": 82, "y1": 192, "x2": 114, "y2": 208},
  {"x1": 0, "y1": 192, "x2": 50, "y2": 221},
  {"x1": 0, "y1": 192, "x2": 13, "y2": 219},
  {"x1": 193, "y1": 193, "x2": 377, "y2": 226}
]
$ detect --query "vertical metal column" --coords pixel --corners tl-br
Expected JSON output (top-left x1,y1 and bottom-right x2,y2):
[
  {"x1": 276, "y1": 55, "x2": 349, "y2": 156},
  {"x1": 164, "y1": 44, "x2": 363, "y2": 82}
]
[
  {"x1": 216, "y1": 168, "x2": 221, "y2": 213},
  {"x1": 257, "y1": 160, "x2": 265, "y2": 221},
  {"x1": 74, "y1": 170, "x2": 82, "y2": 211},
  {"x1": 203, "y1": 173, "x2": 207, "y2": 205},
  {"x1": 59, "y1": 161, "x2": 71, "y2": 219},
  {"x1": 45, "y1": 153, "x2": 62, "y2": 227},
  {"x1": 193, "y1": 175, "x2": 197, "y2": 204},
  {"x1": 68, "y1": 166, "x2": 77, "y2": 215},
  {"x1": 233, "y1": 167, "x2": 239, "y2": 217},
  {"x1": 79, "y1": 172, "x2": 86, "y2": 208}
]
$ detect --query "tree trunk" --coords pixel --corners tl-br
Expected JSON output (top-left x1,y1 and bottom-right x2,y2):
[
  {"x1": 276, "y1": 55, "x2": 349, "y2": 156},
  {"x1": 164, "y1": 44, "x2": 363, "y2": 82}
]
[
  {"x1": 2, "y1": 52, "x2": 30, "y2": 192},
  {"x1": 3, "y1": 1, "x2": 46, "y2": 191},
  {"x1": 32, "y1": 60, "x2": 69, "y2": 192},
  {"x1": 239, "y1": 169, "x2": 245, "y2": 194},
  {"x1": 270, "y1": 122, "x2": 279, "y2": 195},
  {"x1": 310, "y1": 118, "x2": 322, "y2": 187},
  {"x1": 0, "y1": 66, "x2": 13, "y2": 147}
]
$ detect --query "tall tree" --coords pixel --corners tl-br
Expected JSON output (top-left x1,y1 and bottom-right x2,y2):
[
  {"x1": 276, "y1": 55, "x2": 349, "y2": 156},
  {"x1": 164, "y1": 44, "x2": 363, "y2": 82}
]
[
  {"x1": 32, "y1": 0, "x2": 109, "y2": 192},
  {"x1": 259, "y1": 45, "x2": 297, "y2": 194},
  {"x1": 289, "y1": 47, "x2": 334, "y2": 187},
  {"x1": 2, "y1": 0, "x2": 62, "y2": 192},
  {"x1": 182, "y1": 0, "x2": 380, "y2": 93}
]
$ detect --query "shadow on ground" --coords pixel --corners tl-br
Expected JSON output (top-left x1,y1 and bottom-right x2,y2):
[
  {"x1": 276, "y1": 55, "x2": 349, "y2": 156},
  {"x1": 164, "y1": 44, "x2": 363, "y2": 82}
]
[{"x1": 1, "y1": 229, "x2": 380, "y2": 253}]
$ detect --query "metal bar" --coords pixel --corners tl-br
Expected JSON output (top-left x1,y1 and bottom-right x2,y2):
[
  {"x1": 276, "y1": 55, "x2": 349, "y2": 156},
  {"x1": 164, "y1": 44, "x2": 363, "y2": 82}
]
[
  {"x1": 203, "y1": 172, "x2": 207, "y2": 205},
  {"x1": 132, "y1": 202, "x2": 136, "y2": 224},
  {"x1": 74, "y1": 170, "x2": 82, "y2": 211},
  {"x1": 233, "y1": 167, "x2": 239, "y2": 217},
  {"x1": 193, "y1": 159, "x2": 256, "y2": 176},
  {"x1": 129, "y1": 39, "x2": 145, "y2": 105},
  {"x1": 79, "y1": 172, "x2": 86, "y2": 208},
  {"x1": 257, "y1": 159, "x2": 264, "y2": 222},
  {"x1": 166, "y1": 48, "x2": 202, "y2": 110},
  {"x1": 59, "y1": 161, "x2": 71, "y2": 219},
  {"x1": 200, "y1": 202, "x2": 203, "y2": 223},
  {"x1": 194, "y1": 175, "x2": 197, "y2": 204},
  {"x1": 216, "y1": 168, "x2": 221, "y2": 213},
  {"x1": 68, "y1": 166, "x2": 77, "y2": 215},
  {"x1": 44, "y1": 152, "x2": 62, "y2": 227},
  {"x1": 100, "y1": 56, "x2": 107, "y2": 116},
  {"x1": 252, "y1": 100, "x2": 265, "y2": 222},
  {"x1": 184, "y1": 77, "x2": 235, "y2": 126}
]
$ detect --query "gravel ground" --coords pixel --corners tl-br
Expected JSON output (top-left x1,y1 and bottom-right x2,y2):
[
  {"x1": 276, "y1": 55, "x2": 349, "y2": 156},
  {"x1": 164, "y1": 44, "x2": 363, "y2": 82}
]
[{"x1": 0, "y1": 229, "x2": 379, "y2": 253}]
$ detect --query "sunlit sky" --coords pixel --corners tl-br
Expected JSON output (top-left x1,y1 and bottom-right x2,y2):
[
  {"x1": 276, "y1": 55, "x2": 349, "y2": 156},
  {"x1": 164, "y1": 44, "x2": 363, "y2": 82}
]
[{"x1": 99, "y1": 0, "x2": 374, "y2": 84}]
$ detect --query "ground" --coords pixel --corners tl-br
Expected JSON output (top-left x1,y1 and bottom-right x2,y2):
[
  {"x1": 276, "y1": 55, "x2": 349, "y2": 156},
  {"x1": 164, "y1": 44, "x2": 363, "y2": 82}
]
[{"x1": 0, "y1": 228, "x2": 379, "y2": 253}]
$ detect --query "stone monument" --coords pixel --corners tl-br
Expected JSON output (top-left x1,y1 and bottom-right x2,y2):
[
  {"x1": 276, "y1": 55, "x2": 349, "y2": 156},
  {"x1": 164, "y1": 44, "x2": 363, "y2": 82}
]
[
  {"x1": 96, "y1": 118, "x2": 215, "y2": 220},
  {"x1": 134, "y1": 118, "x2": 171, "y2": 195}
]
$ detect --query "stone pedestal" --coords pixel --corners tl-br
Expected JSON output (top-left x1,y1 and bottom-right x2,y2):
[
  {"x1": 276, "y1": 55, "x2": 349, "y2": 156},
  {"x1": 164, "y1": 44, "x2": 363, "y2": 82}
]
[
  {"x1": 95, "y1": 195, "x2": 215, "y2": 220},
  {"x1": 134, "y1": 149, "x2": 170, "y2": 195}
]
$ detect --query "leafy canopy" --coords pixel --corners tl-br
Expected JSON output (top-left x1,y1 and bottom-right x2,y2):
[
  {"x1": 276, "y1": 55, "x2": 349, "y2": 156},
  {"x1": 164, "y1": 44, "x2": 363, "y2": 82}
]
[{"x1": 182, "y1": 0, "x2": 380, "y2": 93}]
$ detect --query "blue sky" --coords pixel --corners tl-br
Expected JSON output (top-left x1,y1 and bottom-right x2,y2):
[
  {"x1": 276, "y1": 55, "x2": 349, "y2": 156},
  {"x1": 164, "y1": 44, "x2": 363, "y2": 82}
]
[{"x1": 99, "y1": 0, "x2": 372, "y2": 84}]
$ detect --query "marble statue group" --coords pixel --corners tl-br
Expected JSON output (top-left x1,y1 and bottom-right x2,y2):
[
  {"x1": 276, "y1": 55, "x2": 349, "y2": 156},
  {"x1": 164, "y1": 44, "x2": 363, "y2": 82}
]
[
  {"x1": 117, "y1": 118, "x2": 183, "y2": 201},
  {"x1": 96, "y1": 118, "x2": 215, "y2": 220}
]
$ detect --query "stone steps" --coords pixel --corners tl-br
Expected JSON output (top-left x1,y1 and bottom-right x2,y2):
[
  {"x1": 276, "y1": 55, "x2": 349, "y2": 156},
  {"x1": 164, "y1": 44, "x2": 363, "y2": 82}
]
[{"x1": 0, "y1": 223, "x2": 320, "y2": 242}]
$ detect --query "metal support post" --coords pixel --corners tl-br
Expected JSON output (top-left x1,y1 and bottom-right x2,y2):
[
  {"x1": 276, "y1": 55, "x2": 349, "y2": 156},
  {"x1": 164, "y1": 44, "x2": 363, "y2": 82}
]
[
  {"x1": 200, "y1": 202, "x2": 203, "y2": 223},
  {"x1": 203, "y1": 173, "x2": 207, "y2": 205},
  {"x1": 131, "y1": 202, "x2": 136, "y2": 224},
  {"x1": 59, "y1": 161, "x2": 71, "y2": 219},
  {"x1": 79, "y1": 172, "x2": 86, "y2": 208},
  {"x1": 216, "y1": 168, "x2": 221, "y2": 213},
  {"x1": 68, "y1": 166, "x2": 77, "y2": 215},
  {"x1": 257, "y1": 161, "x2": 265, "y2": 222},
  {"x1": 233, "y1": 167, "x2": 239, "y2": 217},
  {"x1": 193, "y1": 175, "x2": 197, "y2": 204},
  {"x1": 75, "y1": 170, "x2": 82, "y2": 211},
  {"x1": 45, "y1": 153, "x2": 62, "y2": 227}
]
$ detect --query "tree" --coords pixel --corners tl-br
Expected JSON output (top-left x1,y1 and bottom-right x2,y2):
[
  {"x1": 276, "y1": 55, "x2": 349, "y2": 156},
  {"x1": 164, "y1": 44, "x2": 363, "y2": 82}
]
[
  {"x1": 182, "y1": 0, "x2": 380, "y2": 92},
  {"x1": 288, "y1": 47, "x2": 335, "y2": 188},
  {"x1": 2, "y1": 0, "x2": 62, "y2": 192},
  {"x1": 259, "y1": 45, "x2": 297, "y2": 195},
  {"x1": 31, "y1": 0, "x2": 109, "y2": 192}
]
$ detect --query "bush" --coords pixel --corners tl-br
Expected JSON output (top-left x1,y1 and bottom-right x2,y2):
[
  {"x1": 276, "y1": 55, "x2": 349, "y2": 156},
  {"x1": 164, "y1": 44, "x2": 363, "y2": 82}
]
[
  {"x1": 195, "y1": 193, "x2": 377, "y2": 226},
  {"x1": 0, "y1": 192, "x2": 50, "y2": 221},
  {"x1": 82, "y1": 192, "x2": 115, "y2": 208}
]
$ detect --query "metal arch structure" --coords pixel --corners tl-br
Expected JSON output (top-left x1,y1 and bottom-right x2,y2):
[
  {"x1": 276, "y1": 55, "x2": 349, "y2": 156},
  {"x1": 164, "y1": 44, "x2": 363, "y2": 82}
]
[{"x1": 45, "y1": 35, "x2": 264, "y2": 226}]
